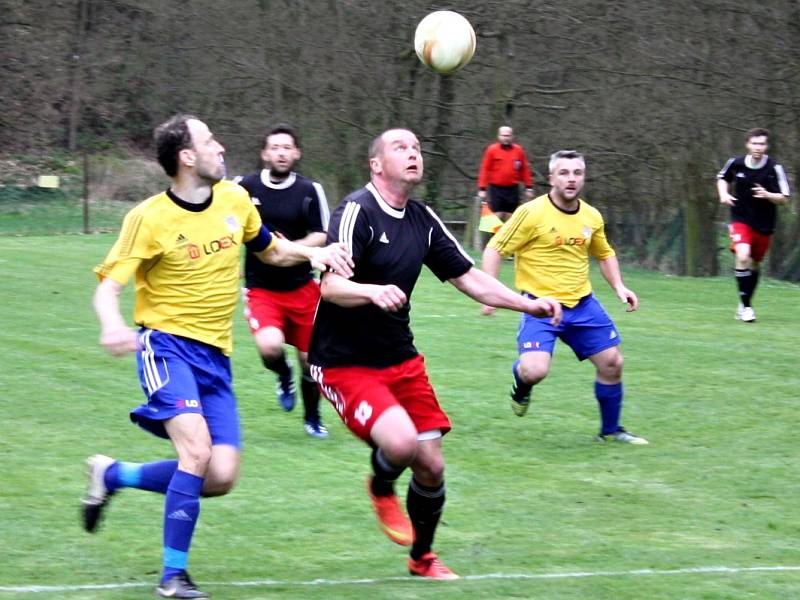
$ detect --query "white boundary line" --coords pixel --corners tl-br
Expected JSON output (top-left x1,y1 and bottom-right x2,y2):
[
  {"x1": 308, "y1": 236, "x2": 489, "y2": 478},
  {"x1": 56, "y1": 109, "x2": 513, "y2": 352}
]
[{"x1": 1, "y1": 565, "x2": 799, "y2": 594}]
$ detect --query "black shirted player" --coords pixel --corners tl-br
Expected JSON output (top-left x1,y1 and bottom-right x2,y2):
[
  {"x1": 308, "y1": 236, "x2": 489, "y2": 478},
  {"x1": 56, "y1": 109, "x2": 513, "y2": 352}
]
[
  {"x1": 308, "y1": 128, "x2": 562, "y2": 579},
  {"x1": 236, "y1": 124, "x2": 331, "y2": 438},
  {"x1": 717, "y1": 128, "x2": 790, "y2": 322}
]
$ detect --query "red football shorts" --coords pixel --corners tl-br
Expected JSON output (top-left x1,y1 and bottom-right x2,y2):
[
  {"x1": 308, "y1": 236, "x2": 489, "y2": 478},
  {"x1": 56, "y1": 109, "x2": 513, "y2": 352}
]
[
  {"x1": 311, "y1": 354, "x2": 452, "y2": 442},
  {"x1": 729, "y1": 222, "x2": 771, "y2": 263},
  {"x1": 243, "y1": 280, "x2": 320, "y2": 352}
]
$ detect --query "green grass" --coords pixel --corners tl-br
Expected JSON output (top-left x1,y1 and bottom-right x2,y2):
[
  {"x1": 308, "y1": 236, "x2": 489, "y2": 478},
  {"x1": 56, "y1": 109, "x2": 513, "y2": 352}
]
[
  {"x1": 0, "y1": 190, "x2": 131, "y2": 235},
  {"x1": 1, "y1": 234, "x2": 799, "y2": 599}
]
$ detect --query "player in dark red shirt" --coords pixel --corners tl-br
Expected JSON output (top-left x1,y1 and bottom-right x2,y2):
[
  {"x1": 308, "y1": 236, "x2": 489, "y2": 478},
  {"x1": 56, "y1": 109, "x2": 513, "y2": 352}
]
[
  {"x1": 717, "y1": 128, "x2": 790, "y2": 322},
  {"x1": 309, "y1": 128, "x2": 561, "y2": 579},
  {"x1": 236, "y1": 124, "x2": 331, "y2": 437}
]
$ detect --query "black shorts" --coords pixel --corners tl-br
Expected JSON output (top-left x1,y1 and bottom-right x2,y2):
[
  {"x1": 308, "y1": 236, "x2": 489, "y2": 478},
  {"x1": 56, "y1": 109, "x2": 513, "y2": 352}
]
[{"x1": 488, "y1": 184, "x2": 520, "y2": 213}]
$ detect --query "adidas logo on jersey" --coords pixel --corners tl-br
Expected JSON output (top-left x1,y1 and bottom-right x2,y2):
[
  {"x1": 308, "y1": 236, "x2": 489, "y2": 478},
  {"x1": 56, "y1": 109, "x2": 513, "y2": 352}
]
[
  {"x1": 379, "y1": 232, "x2": 390, "y2": 243},
  {"x1": 609, "y1": 330, "x2": 618, "y2": 339},
  {"x1": 176, "y1": 234, "x2": 188, "y2": 244},
  {"x1": 251, "y1": 196, "x2": 261, "y2": 205}
]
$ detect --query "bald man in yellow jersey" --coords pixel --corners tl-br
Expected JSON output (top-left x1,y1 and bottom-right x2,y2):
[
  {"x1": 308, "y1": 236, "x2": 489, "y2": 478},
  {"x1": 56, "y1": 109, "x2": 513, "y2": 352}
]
[
  {"x1": 482, "y1": 150, "x2": 647, "y2": 445},
  {"x1": 81, "y1": 114, "x2": 353, "y2": 598}
]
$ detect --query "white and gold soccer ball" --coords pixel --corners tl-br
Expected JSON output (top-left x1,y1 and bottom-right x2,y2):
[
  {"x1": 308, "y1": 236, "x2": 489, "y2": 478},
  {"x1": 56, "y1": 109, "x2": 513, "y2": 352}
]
[{"x1": 414, "y1": 11, "x2": 476, "y2": 74}]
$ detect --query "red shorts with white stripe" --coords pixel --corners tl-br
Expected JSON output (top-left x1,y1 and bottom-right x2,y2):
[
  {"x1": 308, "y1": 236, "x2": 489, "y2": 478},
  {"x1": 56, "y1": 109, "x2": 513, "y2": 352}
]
[
  {"x1": 729, "y1": 222, "x2": 772, "y2": 263},
  {"x1": 310, "y1": 354, "x2": 452, "y2": 442},
  {"x1": 243, "y1": 280, "x2": 320, "y2": 352}
]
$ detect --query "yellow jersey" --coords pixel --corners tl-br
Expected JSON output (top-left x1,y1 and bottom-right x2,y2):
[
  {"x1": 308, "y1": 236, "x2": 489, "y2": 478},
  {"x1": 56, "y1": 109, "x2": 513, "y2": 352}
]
[
  {"x1": 95, "y1": 180, "x2": 274, "y2": 354},
  {"x1": 488, "y1": 194, "x2": 615, "y2": 307}
]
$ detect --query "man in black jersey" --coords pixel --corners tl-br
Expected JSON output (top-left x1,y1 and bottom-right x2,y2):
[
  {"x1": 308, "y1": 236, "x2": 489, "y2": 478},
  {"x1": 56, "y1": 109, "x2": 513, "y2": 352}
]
[
  {"x1": 308, "y1": 128, "x2": 562, "y2": 579},
  {"x1": 236, "y1": 124, "x2": 331, "y2": 437},
  {"x1": 717, "y1": 128, "x2": 790, "y2": 322}
]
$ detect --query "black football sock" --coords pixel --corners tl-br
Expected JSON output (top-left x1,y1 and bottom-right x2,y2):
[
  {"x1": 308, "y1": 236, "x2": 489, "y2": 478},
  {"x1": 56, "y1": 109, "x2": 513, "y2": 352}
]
[
  {"x1": 735, "y1": 268, "x2": 752, "y2": 307},
  {"x1": 370, "y1": 448, "x2": 406, "y2": 497},
  {"x1": 261, "y1": 352, "x2": 291, "y2": 377},
  {"x1": 748, "y1": 269, "x2": 760, "y2": 304},
  {"x1": 301, "y1": 373, "x2": 320, "y2": 422},
  {"x1": 407, "y1": 477, "x2": 445, "y2": 560}
]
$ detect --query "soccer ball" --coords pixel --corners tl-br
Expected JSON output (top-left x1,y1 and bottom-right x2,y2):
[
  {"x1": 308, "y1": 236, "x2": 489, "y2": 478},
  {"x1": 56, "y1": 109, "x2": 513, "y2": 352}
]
[{"x1": 414, "y1": 11, "x2": 476, "y2": 74}]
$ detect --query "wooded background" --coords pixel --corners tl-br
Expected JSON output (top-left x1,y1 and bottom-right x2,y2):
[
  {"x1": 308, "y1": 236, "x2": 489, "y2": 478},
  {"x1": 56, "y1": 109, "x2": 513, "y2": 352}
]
[{"x1": 2, "y1": 0, "x2": 799, "y2": 279}]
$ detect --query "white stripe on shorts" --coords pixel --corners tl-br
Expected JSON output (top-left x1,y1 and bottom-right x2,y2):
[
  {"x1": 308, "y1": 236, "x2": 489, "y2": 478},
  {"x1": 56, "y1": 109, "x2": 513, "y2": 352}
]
[{"x1": 417, "y1": 429, "x2": 442, "y2": 441}]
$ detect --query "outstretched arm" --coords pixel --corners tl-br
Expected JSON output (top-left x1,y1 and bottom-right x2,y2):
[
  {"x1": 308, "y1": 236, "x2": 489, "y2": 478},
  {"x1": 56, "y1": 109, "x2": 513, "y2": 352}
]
[
  {"x1": 449, "y1": 267, "x2": 562, "y2": 324},
  {"x1": 256, "y1": 237, "x2": 353, "y2": 277},
  {"x1": 478, "y1": 245, "x2": 505, "y2": 316},
  {"x1": 597, "y1": 256, "x2": 638, "y2": 312},
  {"x1": 283, "y1": 231, "x2": 328, "y2": 247}
]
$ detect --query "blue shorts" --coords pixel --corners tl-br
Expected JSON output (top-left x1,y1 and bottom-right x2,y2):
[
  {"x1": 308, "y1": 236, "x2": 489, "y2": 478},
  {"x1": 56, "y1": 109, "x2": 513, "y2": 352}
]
[
  {"x1": 131, "y1": 328, "x2": 241, "y2": 447},
  {"x1": 517, "y1": 293, "x2": 620, "y2": 361}
]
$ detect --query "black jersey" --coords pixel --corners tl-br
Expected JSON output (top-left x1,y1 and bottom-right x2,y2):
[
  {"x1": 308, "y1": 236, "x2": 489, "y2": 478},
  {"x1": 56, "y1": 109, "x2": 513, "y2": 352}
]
[
  {"x1": 235, "y1": 170, "x2": 329, "y2": 291},
  {"x1": 309, "y1": 183, "x2": 474, "y2": 368},
  {"x1": 717, "y1": 155, "x2": 790, "y2": 234}
]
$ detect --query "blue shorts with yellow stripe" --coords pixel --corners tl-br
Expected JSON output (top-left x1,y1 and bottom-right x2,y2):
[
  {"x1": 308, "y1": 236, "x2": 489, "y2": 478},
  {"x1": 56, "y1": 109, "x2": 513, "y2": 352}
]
[{"x1": 131, "y1": 328, "x2": 241, "y2": 447}]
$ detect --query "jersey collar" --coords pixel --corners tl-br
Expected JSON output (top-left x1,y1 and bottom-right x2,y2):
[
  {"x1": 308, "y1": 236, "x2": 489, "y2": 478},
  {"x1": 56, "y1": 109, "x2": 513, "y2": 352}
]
[
  {"x1": 744, "y1": 155, "x2": 768, "y2": 169},
  {"x1": 366, "y1": 182, "x2": 405, "y2": 219},
  {"x1": 547, "y1": 193, "x2": 581, "y2": 215},
  {"x1": 260, "y1": 169, "x2": 297, "y2": 189},
  {"x1": 166, "y1": 188, "x2": 213, "y2": 212}
]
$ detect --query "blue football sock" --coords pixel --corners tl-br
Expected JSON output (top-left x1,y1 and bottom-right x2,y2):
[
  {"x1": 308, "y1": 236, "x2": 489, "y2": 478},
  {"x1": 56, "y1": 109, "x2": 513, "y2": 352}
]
[
  {"x1": 596, "y1": 381, "x2": 623, "y2": 435},
  {"x1": 161, "y1": 470, "x2": 204, "y2": 584},
  {"x1": 104, "y1": 460, "x2": 178, "y2": 494}
]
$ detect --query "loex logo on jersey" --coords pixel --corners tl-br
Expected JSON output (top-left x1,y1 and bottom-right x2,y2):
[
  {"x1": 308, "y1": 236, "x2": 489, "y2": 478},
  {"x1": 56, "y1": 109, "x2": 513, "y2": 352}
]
[
  {"x1": 186, "y1": 235, "x2": 239, "y2": 261},
  {"x1": 554, "y1": 235, "x2": 585, "y2": 246}
]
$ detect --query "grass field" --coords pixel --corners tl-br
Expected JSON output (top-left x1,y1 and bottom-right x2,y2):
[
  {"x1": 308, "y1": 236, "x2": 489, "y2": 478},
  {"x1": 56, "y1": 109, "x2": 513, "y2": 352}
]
[{"x1": 1, "y1": 234, "x2": 799, "y2": 599}]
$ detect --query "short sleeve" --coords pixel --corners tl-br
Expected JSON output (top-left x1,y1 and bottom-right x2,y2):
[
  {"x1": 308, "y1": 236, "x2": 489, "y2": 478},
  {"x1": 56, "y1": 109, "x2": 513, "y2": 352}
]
[
  {"x1": 423, "y1": 206, "x2": 473, "y2": 281},
  {"x1": 242, "y1": 200, "x2": 264, "y2": 243},
  {"x1": 488, "y1": 203, "x2": 536, "y2": 256},
  {"x1": 717, "y1": 158, "x2": 735, "y2": 181},
  {"x1": 93, "y1": 208, "x2": 158, "y2": 284},
  {"x1": 327, "y1": 200, "x2": 372, "y2": 264},
  {"x1": 308, "y1": 182, "x2": 330, "y2": 233},
  {"x1": 589, "y1": 221, "x2": 616, "y2": 260}
]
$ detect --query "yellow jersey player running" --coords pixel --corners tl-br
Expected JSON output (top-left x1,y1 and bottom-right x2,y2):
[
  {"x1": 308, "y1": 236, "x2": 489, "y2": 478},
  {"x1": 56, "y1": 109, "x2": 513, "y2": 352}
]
[
  {"x1": 81, "y1": 114, "x2": 353, "y2": 598},
  {"x1": 482, "y1": 150, "x2": 647, "y2": 444}
]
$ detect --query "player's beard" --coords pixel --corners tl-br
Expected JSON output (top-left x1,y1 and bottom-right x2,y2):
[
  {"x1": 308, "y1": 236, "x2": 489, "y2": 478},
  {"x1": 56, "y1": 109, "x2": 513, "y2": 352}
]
[
  {"x1": 269, "y1": 164, "x2": 293, "y2": 182},
  {"x1": 197, "y1": 158, "x2": 225, "y2": 183}
]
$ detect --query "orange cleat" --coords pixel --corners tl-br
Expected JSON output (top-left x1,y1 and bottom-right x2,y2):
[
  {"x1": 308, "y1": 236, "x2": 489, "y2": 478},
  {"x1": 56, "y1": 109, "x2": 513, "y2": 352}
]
[
  {"x1": 408, "y1": 552, "x2": 459, "y2": 580},
  {"x1": 366, "y1": 476, "x2": 413, "y2": 546}
]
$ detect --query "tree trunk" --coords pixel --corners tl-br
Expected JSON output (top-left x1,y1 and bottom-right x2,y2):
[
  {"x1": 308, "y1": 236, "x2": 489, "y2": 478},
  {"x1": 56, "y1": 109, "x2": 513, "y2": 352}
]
[{"x1": 67, "y1": 0, "x2": 89, "y2": 152}]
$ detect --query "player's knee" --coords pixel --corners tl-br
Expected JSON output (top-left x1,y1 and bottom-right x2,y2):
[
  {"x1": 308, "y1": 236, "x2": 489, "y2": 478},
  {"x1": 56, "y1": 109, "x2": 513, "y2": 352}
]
[
  {"x1": 258, "y1": 343, "x2": 284, "y2": 360},
  {"x1": 414, "y1": 456, "x2": 445, "y2": 485},
  {"x1": 202, "y1": 470, "x2": 238, "y2": 497},
  {"x1": 379, "y1": 435, "x2": 418, "y2": 466},
  {"x1": 518, "y1": 362, "x2": 547, "y2": 385},
  {"x1": 599, "y1": 354, "x2": 623, "y2": 380},
  {"x1": 178, "y1": 442, "x2": 213, "y2": 475}
]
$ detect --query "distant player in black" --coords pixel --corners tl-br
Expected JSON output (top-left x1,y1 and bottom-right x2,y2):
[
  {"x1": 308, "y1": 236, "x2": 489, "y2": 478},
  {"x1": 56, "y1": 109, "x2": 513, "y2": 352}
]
[
  {"x1": 717, "y1": 128, "x2": 790, "y2": 322},
  {"x1": 308, "y1": 128, "x2": 561, "y2": 579},
  {"x1": 236, "y1": 124, "x2": 331, "y2": 438}
]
